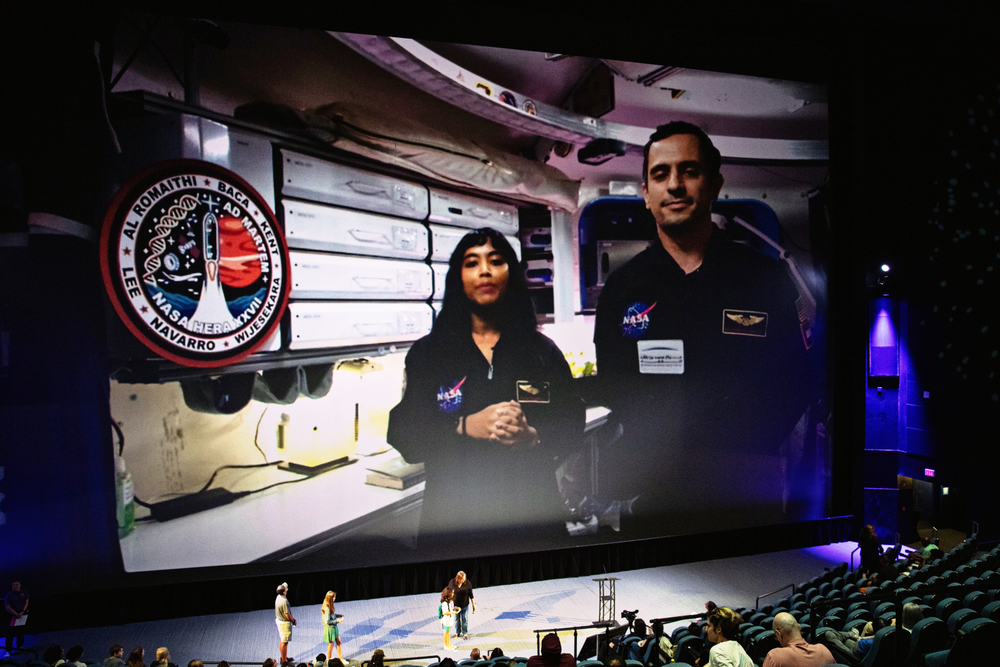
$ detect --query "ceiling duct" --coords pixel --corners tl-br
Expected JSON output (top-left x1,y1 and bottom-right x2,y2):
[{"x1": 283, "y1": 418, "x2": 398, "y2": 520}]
[{"x1": 329, "y1": 33, "x2": 829, "y2": 164}]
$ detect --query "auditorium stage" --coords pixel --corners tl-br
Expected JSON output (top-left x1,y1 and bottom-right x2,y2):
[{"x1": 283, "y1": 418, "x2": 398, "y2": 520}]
[{"x1": 15, "y1": 541, "x2": 882, "y2": 666}]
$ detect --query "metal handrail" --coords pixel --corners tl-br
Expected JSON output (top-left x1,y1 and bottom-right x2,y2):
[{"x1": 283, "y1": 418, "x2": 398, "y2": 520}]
[
  {"x1": 756, "y1": 583, "x2": 795, "y2": 611},
  {"x1": 850, "y1": 545, "x2": 860, "y2": 573},
  {"x1": 648, "y1": 612, "x2": 704, "y2": 624},
  {"x1": 361, "y1": 656, "x2": 441, "y2": 667},
  {"x1": 532, "y1": 622, "x2": 614, "y2": 658}
]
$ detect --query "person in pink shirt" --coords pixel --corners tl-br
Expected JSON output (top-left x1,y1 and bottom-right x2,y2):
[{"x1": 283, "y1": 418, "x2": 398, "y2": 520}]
[{"x1": 763, "y1": 613, "x2": 835, "y2": 667}]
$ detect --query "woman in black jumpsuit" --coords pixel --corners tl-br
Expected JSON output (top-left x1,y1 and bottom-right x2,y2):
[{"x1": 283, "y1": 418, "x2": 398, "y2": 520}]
[{"x1": 387, "y1": 228, "x2": 584, "y2": 552}]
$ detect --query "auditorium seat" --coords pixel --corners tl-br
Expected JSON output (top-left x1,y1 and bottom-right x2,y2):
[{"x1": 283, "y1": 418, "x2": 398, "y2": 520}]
[
  {"x1": 934, "y1": 597, "x2": 961, "y2": 622},
  {"x1": 845, "y1": 608, "x2": 871, "y2": 624},
  {"x1": 739, "y1": 625, "x2": 765, "y2": 649},
  {"x1": 749, "y1": 630, "x2": 779, "y2": 664},
  {"x1": 858, "y1": 625, "x2": 897, "y2": 667},
  {"x1": 923, "y1": 617, "x2": 1000, "y2": 666},
  {"x1": 980, "y1": 600, "x2": 1000, "y2": 622},
  {"x1": 946, "y1": 607, "x2": 977, "y2": 635},
  {"x1": 674, "y1": 635, "x2": 702, "y2": 665},
  {"x1": 873, "y1": 601, "x2": 894, "y2": 618},
  {"x1": 843, "y1": 618, "x2": 868, "y2": 635},
  {"x1": 907, "y1": 616, "x2": 949, "y2": 666}
]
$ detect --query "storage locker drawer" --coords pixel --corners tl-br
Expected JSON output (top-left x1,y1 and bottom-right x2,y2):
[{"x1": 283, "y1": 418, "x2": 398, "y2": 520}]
[
  {"x1": 520, "y1": 227, "x2": 553, "y2": 250},
  {"x1": 290, "y1": 252, "x2": 433, "y2": 300},
  {"x1": 428, "y1": 188, "x2": 518, "y2": 234},
  {"x1": 281, "y1": 150, "x2": 429, "y2": 220},
  {"x1": 430, "y1": 224, "x2": 521, "y2": 262},
  {"x1": 288, "y1": 301, "x2": 433, "y2": 349},
  {"x1": 525, "y1": 258, "x2": 555, "y2": 286},
  {"x1": 283, "y1": 199, "x2": 429, "y2": 259},
  {"x1": 432, "y1": 262, "x2": 448, "y2": 300}
]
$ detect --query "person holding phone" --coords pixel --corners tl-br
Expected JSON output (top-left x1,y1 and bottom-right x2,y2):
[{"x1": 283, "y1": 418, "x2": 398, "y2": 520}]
[{"x1": 387, "y1": 228, "x2": 584, "y2": 552}]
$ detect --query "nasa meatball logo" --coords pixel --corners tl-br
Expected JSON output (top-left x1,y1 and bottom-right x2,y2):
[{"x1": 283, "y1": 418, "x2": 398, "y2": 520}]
[
  {"x1": 436, "y1": 376, "x2": 466, "y2": 414},
  {"x1": 101, "y1": 160, "x2": 290, "y2": 367},
  {"x1": 621, "y1": 302, "x2": 656, "y2": 339}
]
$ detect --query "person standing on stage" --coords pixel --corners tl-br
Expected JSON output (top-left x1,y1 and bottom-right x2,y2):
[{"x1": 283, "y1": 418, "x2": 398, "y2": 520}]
[
  {"x1": 4, "y1": 581, "x2": 29, "y2": 653},
  {"x1": 440, "y1": 587, "x2": 458, "y2": 651},
  {"x1": 321, "y1": 591, "x2": 343, "y2": 662},
  {"x1": 448, "y1": 571, "x2": 476, "y2": 641},
  {"x1": 275, "y1": 583, "x2": 297, "y2": 665}
]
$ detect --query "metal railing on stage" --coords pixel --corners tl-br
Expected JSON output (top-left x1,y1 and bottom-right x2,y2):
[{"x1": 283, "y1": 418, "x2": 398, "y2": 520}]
[{"x1": 532, "y1": 622, "x2": 615, "y2": 658}]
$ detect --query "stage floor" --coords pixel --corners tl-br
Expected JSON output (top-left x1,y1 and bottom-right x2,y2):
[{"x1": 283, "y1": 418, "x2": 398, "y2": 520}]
[{"x1": 11, "y1": 541, "x2": 884, "y2": 666}]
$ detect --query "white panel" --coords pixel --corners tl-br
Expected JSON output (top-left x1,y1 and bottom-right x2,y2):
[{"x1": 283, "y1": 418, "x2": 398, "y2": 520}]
[
  {"x1": 430, "y1": 225, "x2": 522, "y2": 263},
  {"x1": 427, "y1": 188, "x2": 518, "y2": 234},
  {"x1": 432, "y1": 262, "x2": 449, "y2": 300},
  {"x1": 431, "y1": 301, "x2": 443, "y2": 317},
  {"x1": 290, "y1": 251, "x2": 433, "y2": 300},
  {"x1": 429, "y1": 224, "x2": 468, "y2": 262},
  {"x1": 289, "y1": 302, "x2": 433, "y2": 349},
  {"x1": 281, "y1": 150, "x2": 429, "y2": 220},
  {"x1": 283, "y1": 199, "x2": 429, "y2": 259}
]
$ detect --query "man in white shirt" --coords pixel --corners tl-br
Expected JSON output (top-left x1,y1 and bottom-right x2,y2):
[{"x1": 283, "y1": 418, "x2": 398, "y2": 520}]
[{"x1": 275, "y1": 583, "x2": 297, "y2": 665}]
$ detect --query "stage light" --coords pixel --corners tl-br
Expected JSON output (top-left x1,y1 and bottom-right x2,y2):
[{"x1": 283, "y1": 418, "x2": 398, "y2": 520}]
[
  {"x1": 881, "y1": 264, "x2": 890, "y2": 273},
  {"x1": 942, "y1": 487, "x2": 949, "y2": 496}
]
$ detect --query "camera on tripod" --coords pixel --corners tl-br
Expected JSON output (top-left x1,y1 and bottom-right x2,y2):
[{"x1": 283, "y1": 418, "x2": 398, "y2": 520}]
[{"x1": 621, "y1": 609, "x2": 638, "y2": 624}]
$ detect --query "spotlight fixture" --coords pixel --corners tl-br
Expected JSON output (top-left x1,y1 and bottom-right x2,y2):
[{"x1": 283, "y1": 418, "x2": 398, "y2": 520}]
[{"x1": 881, "y1": 264, "x2": 890, "y2": 273}]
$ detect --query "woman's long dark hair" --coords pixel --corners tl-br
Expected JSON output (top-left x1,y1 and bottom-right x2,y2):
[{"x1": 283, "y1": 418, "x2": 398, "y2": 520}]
[{"x1": 432, "y1": 227, "x2": 536, "y2": 343}]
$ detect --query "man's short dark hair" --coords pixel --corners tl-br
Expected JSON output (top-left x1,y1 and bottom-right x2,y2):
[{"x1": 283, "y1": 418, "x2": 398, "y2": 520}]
[
  {"x1": 67, "y1": 646, "x2": 85, "y2": 662},
  {"x1": 188, "y1": 661, "x2": 204, "y2": 667},
  {"x1": 641, "y1": 121, "x2": 722, "y2": 185},
  {"x1": 110, "y1": 646, "x2": 124, "y2": 657},
  {"x1": 604, "y1": 655, "x2": 626, "y2": 667}
]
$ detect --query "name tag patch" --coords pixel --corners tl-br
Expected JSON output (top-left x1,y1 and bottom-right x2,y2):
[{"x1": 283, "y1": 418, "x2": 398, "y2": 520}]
[
  {"x1": 723, "y1": 309, "x2": 768, "y2": 337},
  {"x1": 637, "y1": 339, "x2": 684, "y2": 374},
  {"x1": 516, "y1": 380, "x2": 550, "y2": 403}
]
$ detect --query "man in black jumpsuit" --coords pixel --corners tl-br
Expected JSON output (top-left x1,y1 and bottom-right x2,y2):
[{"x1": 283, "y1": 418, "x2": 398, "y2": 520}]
[{"x1": 594, "y1": 122, "x2": 815, "y2": 535}]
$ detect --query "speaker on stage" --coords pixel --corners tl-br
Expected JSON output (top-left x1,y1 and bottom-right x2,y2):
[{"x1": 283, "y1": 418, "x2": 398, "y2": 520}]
[{"x1": 578, "y1": 622, "x2": 628, "y2": 661}]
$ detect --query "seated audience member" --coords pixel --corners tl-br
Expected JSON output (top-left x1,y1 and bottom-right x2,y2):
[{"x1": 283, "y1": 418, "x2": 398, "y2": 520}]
[
  {"x1": 312, "y1": 654, "x2": 326, "y2": 667},
  {"x1": 704, "y1": 601, "x2": 718, "y2": 619},
  {"x1": 900, "y1": 602, "x2": 923, "y2": 632},
  {"x1": 488, "y1": 649, "x2": 504, "y2": 660},
  {"x1": 370, "y1": 650, "x2": 386, "y2": 667},
  {"x1": 439, "y1": 659, "x2": 457, "y2": 667},
  {"x1": 66, "y1": 646, "x2": 86, "y2": 667},
  {"x1": 218, "y1": 662, "x2": 231, "y2": 667},
  {"x1": 613, "y1": 619, "x2": 646, "y2": 658},
  {"x1": 705, "y1": 607, "x2": 751, "y2": 667},
  {"x1": 187, "y1": 661, "x2": 203, "y2": 667},
  {"x1": 637, "y1": 620, "x2": 674, "y2": 666},
  {"x1": 262, "y1": 660, "x2": 275, "y2": 667},
  {"x1": 470, "y1": 648, "x2": 482, "y2": 661},
  {"x1": 906, "y1": 537, "x2": 940, "y2": 569},
  {"x1": 295, "y1": 662, "x2": 307, "y2": 667},
  {"x1": 526, "y1": 634, "x2": 574, "y2": 667},
  {"x1": 105, "y1": 646, "x2": 126, "y2": 667},
  {"x1": 602, "y1": 655, "x2": 625, "y2": 667},
  {"x1": 44, "y1": 645, "x2": 65, "y2": 666},
  {"x1": 151, "y1": 647, "x2": 177, "y2": 667},
  {"x1": 762, "y1": 613, "x2": 834, "y2": 667},
  {"x1": 328, "y1": 661, "x2": 344, "y2": 667},
  {"x1": 853, "y1": 618, "x2": 891, "y2": 658},
  {"x1": 125, "y1": 648, "x2": 146, "y2": 667}
]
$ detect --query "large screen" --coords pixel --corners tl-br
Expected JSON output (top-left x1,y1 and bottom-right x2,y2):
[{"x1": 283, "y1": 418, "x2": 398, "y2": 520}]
[{"x1": 13, "y1": 17, "x2": 833, "y2": 581}]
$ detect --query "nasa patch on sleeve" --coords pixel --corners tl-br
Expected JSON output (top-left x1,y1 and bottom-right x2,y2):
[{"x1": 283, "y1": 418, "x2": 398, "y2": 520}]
[{"x1": 100, "y1": 159, "x2": 291, "y2": 368}]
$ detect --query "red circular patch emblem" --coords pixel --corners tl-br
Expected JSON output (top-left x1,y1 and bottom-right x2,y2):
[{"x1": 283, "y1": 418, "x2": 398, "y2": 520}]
[{"x1": 100, "y1": 159, "x2": 290, "y2": 367}]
